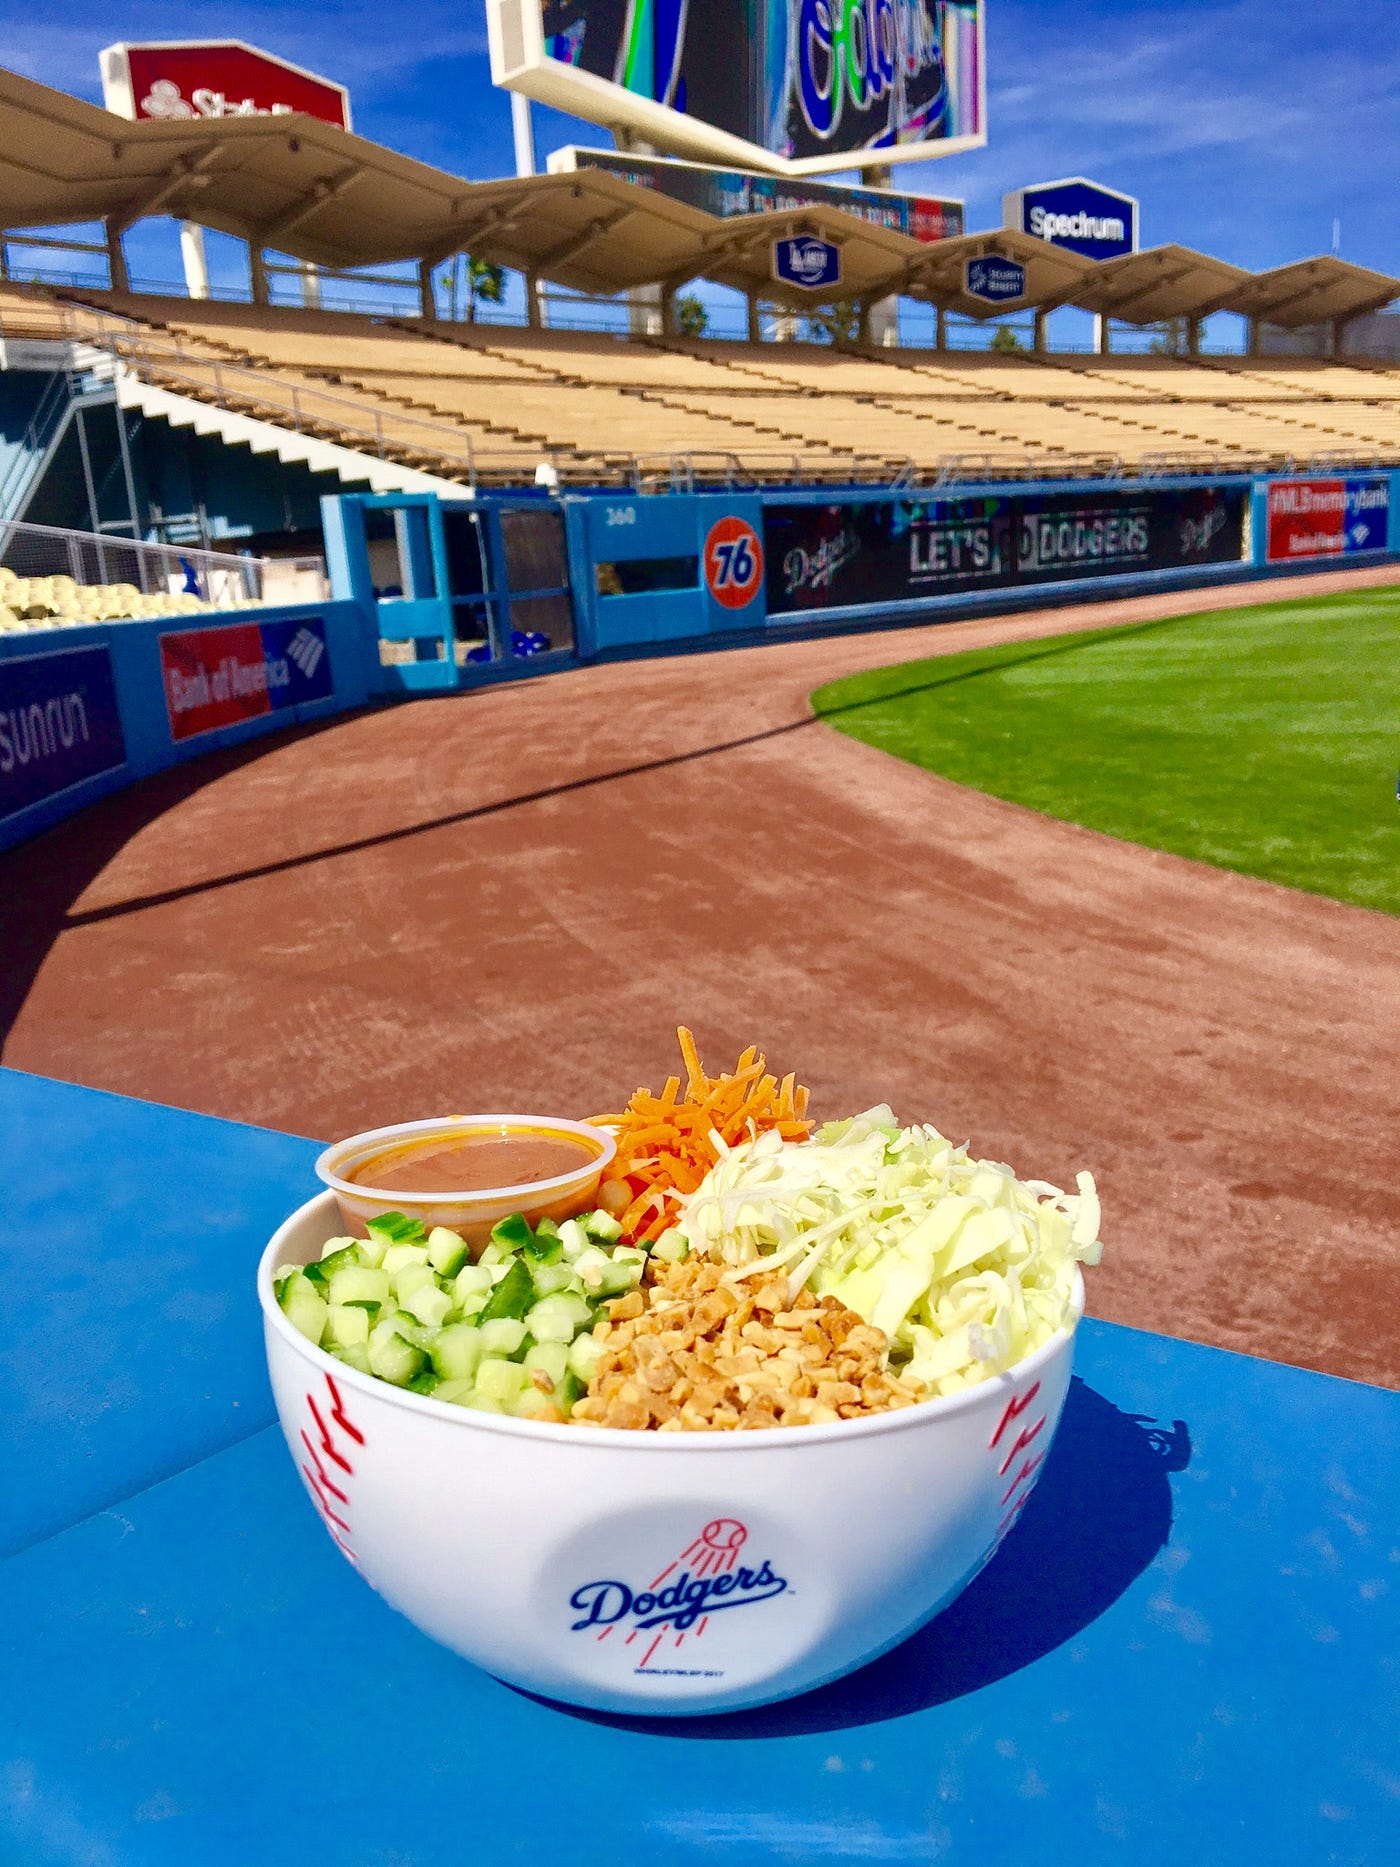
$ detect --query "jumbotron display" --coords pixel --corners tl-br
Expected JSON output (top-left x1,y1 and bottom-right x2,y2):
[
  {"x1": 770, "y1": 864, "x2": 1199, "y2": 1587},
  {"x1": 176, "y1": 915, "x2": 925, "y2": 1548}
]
[{"x1": 489, "y1": 0, "x2": 985, "y2": 175}]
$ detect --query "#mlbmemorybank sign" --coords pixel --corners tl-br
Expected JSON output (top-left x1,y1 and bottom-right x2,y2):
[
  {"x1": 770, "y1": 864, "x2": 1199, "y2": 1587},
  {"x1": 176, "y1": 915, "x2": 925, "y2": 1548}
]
[
  {"x1": 766, "y1": 485, "x2": 1248, "y2": 612},
  {"x1": 1264, "y1": 477, "x2": 1390, "y2": 562},
  {"x1": 161, "y1": 618, "x2": 333, "y2": 743},
  {"x1": 0, "y1": 644, "x2": 127, "y2": 825}
]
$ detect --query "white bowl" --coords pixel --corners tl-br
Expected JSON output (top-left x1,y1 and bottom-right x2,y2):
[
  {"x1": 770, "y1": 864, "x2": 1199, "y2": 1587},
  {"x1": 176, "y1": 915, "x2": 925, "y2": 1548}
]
[{"x1": 260, "y1": 1190, "x2": 1083, "y2": 1716}]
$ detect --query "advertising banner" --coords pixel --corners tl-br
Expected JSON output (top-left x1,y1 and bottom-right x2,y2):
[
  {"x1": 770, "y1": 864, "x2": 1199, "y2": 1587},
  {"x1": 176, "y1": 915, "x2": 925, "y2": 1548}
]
[
  {"x1": 965, "y1": 256, "x2": 1025, "y2": 303},
  {"x1": 552, "y1": 147, "x2": 963, "y2": 241},
  {"x1": 0, "y1": 644, "x2": 126, "y2": 825},
  {"x1": 1264, "y1": 477, "x2": 1390, "y2": 562},
  {"x1": 773, "y1": 236, "x2": 841, "y2": 290},
  {"x1": 766, "y1": 485, "x2": 1249, "y2": 613},
  {"x1": 492, "y1": 1, "x2": 986, "y2": 177},
  {"x1": 1004, "y1": 177, "x2": 1138, "y2": 261},
  {"x1": 101, "y1": 40, "x2": 350, "y2": 128},
  {"x1": 161, "y1": 617, "x2": 333, "y2": 743}
]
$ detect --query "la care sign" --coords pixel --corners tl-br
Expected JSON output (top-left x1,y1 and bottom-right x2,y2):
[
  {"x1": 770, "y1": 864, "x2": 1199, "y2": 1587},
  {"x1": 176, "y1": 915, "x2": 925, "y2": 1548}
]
[
  {"x1": 1004, "y1": 177, "x2": 1138, "y2": 261},
  {"x1": 773, "y1": 235, "x2": 842, "y2": 292}
]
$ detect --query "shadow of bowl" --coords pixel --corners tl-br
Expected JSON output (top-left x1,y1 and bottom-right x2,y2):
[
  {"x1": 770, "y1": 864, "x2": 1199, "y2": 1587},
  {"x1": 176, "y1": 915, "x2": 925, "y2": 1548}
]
[{"x1": 531, "y1": 1377, "x2": 1190, "y2": 1739}]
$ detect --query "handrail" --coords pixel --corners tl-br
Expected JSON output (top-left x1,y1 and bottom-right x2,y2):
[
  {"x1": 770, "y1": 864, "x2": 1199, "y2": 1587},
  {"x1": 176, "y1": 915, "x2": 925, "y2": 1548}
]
[{"x1": 11, "y1": 299, "x2": 481, "y2": 485}]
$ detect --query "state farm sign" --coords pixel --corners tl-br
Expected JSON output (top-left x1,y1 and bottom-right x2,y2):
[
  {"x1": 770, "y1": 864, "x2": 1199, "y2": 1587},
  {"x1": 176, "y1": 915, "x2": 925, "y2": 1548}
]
[{"x1": 101, "y1": 41, "x2": 350, "y2": 130}]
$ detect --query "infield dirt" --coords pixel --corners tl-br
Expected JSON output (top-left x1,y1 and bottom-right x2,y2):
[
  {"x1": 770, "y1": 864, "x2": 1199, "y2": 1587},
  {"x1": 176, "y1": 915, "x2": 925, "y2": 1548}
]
[{"x1": 3, "y1": 565, "x2": 1398, "y2": 1386}]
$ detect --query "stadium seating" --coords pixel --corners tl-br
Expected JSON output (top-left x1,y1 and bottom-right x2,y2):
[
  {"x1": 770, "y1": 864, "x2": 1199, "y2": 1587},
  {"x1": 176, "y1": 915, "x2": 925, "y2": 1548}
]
[{"x1": 3, "y1": 283, "x2": 1398, "y2": 490}]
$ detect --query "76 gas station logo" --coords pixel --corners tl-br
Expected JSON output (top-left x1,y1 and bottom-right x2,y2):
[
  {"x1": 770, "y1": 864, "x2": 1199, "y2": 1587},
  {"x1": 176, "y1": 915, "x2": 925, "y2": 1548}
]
[{"x1": 704, "y1": 517, "x2": 764, "y2": 610}]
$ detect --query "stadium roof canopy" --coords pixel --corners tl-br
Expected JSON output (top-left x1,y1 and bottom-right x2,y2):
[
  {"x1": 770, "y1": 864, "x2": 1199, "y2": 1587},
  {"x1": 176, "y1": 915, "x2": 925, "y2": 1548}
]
[
  {"x1": 1064, "y1": 244, "x2": 1249, "y2": 324},
  {"x1": 1216, "y1": 257, "x2": 1400, "y2": 328},
  {"x1": 876, "y1": 229, "x2": 1095, "y2": 320}
]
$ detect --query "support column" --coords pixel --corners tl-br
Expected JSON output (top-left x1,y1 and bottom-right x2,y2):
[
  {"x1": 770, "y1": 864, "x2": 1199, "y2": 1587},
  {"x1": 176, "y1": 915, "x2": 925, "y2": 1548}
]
[
  {"x1": 418, "y1": 259, "x2": 436, "y2": 321},
  {"x1": 660, "y1": 282, "x2": 678, "y2": 339},
  {"x1": 104, "y1": 218, "x2": 130, "y2": 294},
  {"x1": 747, "y1": 294, "x2": 761, "y2": 343},
  {"x1": 526, "y1": 274, "x2": 543, "y2": 329},
  {"x1": 1187, "y1": 316, "x2": 1202, "y2": 357},
  {"x1": 511, "y1": 92, "x2": 537, "y2": 177},
  {"x1": 300, "y1": 265, "x2": 323, "y2": 309},
  {"x1": 861, "y1": 160, "x2": 901, "y2": 349},
  {"x1": 1094, "y1": 314, "x2": 1109, "y2": 355},
  {"x1": 1330, "y1": 317, "x2": 1347, "y2": 358},
  {"x1": 180, "y1": 223, "x2": 210, "y2": 299},
  {"x1": 935, "y1": 305, "x2": 947, "y2": 351},
  {"x1": 856, "y1": 300, "x2": 873, "y2": 348},
  {"x1": 1247, "y1": 317, "x2": 1260, "y2": 357},
  {"x1": 1033, "y1": 309, "x2": 1049, "y2": 353},
  {"x1": 249, "y1": 245, "x2": 270, "y2": 306}
]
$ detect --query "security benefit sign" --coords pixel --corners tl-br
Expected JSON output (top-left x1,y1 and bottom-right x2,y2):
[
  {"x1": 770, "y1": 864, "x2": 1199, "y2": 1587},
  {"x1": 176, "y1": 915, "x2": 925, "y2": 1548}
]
[
  {"x1": 765, "y1": 485, "x2": 1249, "y2": 613},
  {"x1": 160, "y1": 617, "x2": 333, "y2": 743},
  {"x1": 773, "y1": 236, "x2": 841, "y2": 291},
  {"x1": 0, "y1": 643, "x2": 127, "y2": 826},
  {"x1": 1264, "y1": 477, "x2": 1390, "y2": 562},
  {"x1": 964, "y1": 255, "x2": 1025, "y2": 303}
]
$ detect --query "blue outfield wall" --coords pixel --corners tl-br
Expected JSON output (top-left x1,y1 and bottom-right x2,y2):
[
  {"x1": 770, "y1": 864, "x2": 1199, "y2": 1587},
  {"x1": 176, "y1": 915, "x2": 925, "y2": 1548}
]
[
  {"x1": 0, "y1": 598, "x2": 378, "y2": 854},
  {"x1": 4, "y1": 469, "x2": 1397, "y2": 855}
]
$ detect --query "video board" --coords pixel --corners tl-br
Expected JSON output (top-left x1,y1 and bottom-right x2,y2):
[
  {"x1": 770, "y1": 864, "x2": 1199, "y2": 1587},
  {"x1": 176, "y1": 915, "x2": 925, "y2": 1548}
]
[{"x1": 490, "y1": 0, "x2": 985, "y2": 176}]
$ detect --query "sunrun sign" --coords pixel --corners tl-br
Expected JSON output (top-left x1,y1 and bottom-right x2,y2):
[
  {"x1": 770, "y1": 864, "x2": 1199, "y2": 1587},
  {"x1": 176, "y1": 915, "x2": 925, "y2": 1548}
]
[{"x1": 1004, "y1": 177, "x2": 1138, "y2": 262}]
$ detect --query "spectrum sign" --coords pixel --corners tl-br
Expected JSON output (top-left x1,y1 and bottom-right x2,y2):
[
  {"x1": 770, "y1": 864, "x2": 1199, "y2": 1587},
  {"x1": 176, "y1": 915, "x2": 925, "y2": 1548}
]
[
  {"x1": 1004, "y1": 177, "x2": 1138, "y2": 262},
  {"x1": 101, "y1": 40, "x2": 351, "y2": 128},
  {"x1": 160, "y1": 618, "x2": 333, "y2": 743},
  {"x1": 489, "y1": 0, "x2": 986, "y2": 177},
  {"x1": 1265, "y1": 477, "x2": 1390, "y2": 562}
]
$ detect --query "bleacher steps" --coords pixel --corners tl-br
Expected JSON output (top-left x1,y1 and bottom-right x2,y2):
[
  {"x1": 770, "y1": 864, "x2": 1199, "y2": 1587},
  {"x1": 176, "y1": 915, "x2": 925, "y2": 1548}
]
[{"x1": 114, "y1": 370, "x2": 473, "y2": 498}]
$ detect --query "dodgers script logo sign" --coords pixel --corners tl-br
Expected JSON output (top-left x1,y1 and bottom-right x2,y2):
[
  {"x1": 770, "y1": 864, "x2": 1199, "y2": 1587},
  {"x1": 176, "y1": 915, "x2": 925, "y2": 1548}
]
[
  {"x1": 161, "y1": 617, "x2": 333, "y2": 743},
  {"x1": 101, "y1": 41, "x2": 351, "y2": 129},
  {"x1": 1265, "y1": 477, "x2": 1389, "y2": 562},
  {"x1": 570, "y1": 1518, "x2": 788, "y2": 1674},
  {"x1": 704, "y1": 517, "x2": 764, "y2": 610},
  {"x1": 773, "y1": 235, "x2": 842, "y2": 291},
  {"x1": 0, "y1": 644, "x2": 126, "y2": 827},
  {"x1": 965, "y1": 256, "x2": 1026, "y2": 304},
  {"x1": 1004, "y1": 177, "x2": 1138, "y2": 261}
]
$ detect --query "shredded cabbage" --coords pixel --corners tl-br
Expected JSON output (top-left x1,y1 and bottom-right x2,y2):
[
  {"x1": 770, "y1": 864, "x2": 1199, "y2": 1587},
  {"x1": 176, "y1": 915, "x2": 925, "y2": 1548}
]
[{"x1": 677, "y1": 1109, "x2": 1102, "y2": 1397}]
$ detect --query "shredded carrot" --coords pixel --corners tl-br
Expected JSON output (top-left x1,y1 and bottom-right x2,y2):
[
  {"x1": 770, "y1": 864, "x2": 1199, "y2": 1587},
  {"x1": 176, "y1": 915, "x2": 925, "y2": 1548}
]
[{"x1": 591, "y1": 1028, "x2": 812, "y2": 1244}]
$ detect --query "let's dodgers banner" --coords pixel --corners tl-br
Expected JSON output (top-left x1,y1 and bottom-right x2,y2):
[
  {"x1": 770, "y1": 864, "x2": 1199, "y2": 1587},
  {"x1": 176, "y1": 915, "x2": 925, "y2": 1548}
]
[{"x1": 766, "y1": 485, "x2": 1250, "y2": 613}]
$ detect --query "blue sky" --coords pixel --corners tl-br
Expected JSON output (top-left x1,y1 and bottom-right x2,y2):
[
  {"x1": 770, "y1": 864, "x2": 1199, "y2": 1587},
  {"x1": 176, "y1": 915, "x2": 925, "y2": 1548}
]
[{"x1": 4, "y1": 0, "x2": 1397, "y2": 304}]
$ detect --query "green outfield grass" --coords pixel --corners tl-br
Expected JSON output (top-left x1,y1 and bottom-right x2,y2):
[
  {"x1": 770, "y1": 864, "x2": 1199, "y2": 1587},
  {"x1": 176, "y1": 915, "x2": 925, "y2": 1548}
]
[{"x1": 811, "y1": 587, "x2": 1400, "y2": 916}]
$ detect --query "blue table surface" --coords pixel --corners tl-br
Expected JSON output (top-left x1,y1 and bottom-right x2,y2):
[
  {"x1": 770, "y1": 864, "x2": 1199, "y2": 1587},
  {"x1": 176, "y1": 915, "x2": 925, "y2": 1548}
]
[
  {"x1": 0, "y1": 1067, "x2": 322, "y2": 1558},
  {"x1": 2, "y1": 1074, "x2": 1398, "y2": 1864}
]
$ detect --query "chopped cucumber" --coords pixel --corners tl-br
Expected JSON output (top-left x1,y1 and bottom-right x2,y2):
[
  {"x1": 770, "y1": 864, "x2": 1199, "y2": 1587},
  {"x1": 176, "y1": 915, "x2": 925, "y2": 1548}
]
[
  {"x1": 391, "y1": 1262, "x2": 437, "y2": 1303},
  {"x1": 382, "y1": 1242, "x2": 430, "y2": 1276},
  {"x1": 475, "y1": 1358, "x2": 529, "y2": 1405},
  {"x1": 430, "y1": 1323, "x2": 484, "y2": 1382},
  {"x1": 529, "y1": 1259, "x2": 577, "y2": 1299},
  {"x1": 452, "y1": 1263, "x2": 494, "y2": 1301},
  {"x1": 572, "y1": 1246, "x2": 611, "y2": 1292},
  {"x1": 324, "y1": 1303, "x2": 371, "y2": 1349},
  {"x1": 367, "y1": 1322, "x2": 427, "y2": 1386},
  {"x1": 407, "y1": 1368, "x2": 440, "y2": 1396},
  {"x1": 280, "y1": 1271, "x2": 329, "y2": 1345},
  {"x1": 582, "y1": 1209, "x2": 624, "y2": 1242},
  {"x1": 400, "y1": 1283, "x2": 453, "y2": 1329},
  {"x1": 567, "y1": 1331, "x2": 606, "y2": 1383},
  {"x1": 556, "y1": 1369, "x2": 585, "y2": 1413},
  {"x1": 354, "y1": 1235, "x2": 387, "y2": 1270},
  {"x1": 432, "y1": 1377, "x2": 477, "y2": 1407},
  {"x1": 331, "y1": 1341, "x2": 373, "y2": 1375},
  {"x1": 477, "y1": 1257, "x2": 533, "y2": 1323},
  {"x1": 366, "y1": 1212, "x2": 427, "y2": 1246},
  {"x1": 651, "y1": 1229, "x2": 689, "y2": 1263},
  {"x1": 300, "y1": 1261, "x2": 330, "y2": 1290},
  {"x1": 479, "y1": 1317, "x2": 528, "y2": 1357},
  {"x1": 522, "y1": 1340, "x2": 570, "y2": 1388},
  {"x1": 426, "y1": 1226, "x2": 469, "y2": 1278},
  {"x1": 525, "y1": 1292, "x2": 593, "y2": 1343},
  {"x1": 490, "y1": 1212, "x2": 534, "y2": 1254},
  {"x1": 328, "y1": 1264, "x2": 390, "y2": 1308},
  {"x1": 557, "y1": 1218, "x2": 591, "y2": 1260},
  {"x1": 534, "y1": 1216, "x2": 561, "y2": 1242},
  {"x1": 318, "y1": 1239, "x2": 362, "y2": 1269}
]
